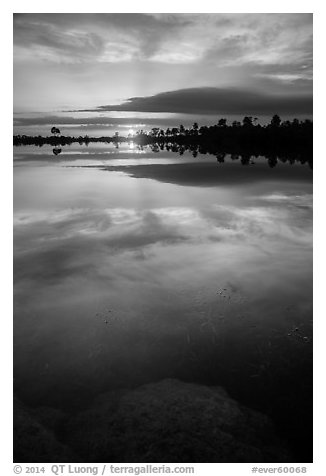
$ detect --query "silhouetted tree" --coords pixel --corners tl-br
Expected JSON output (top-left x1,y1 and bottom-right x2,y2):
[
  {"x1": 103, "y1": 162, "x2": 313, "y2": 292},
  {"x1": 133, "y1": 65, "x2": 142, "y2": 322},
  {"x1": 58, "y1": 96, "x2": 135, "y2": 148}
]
[
  {"x1": 150, "y1": 128, "x2": 160, "y2": 137},
  {"x1": 192, "y1": 122, "x2": 199, "y2": 135},
  {"x1": 14, "y1": 115, "x2": 312, "y2": 168},
  {"x1": 242, "y1": 116, "x2": 253, "y2": 127},
  {"x1": 271, "y1": 114, "x2": 281, "y2": 127},
  {"x1": 51, "y1": 126, "x2": 60, "y2": 136},
  {"x1": 199, "y1": 126, "x2": 208, "y2": 135}
]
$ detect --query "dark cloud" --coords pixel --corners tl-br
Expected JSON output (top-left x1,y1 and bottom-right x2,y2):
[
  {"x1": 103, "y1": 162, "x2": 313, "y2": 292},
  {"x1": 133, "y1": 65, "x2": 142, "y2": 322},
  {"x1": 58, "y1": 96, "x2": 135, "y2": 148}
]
[
  {"x1": 13, "y1": 116, "x2": 170, "y2": 127},
  {"x1": 78, "y1": 87, "x2": 312, "y2": 116},
  {"x1": 13, "y1": 14, "x2": 312, "y2": 112}
]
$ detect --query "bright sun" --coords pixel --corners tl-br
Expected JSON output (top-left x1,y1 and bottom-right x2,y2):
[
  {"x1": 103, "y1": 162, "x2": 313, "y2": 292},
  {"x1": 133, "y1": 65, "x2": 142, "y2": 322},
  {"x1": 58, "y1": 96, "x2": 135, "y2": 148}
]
[{"x1": 128, "y1": 129, "x2": 135, "y2": 136}]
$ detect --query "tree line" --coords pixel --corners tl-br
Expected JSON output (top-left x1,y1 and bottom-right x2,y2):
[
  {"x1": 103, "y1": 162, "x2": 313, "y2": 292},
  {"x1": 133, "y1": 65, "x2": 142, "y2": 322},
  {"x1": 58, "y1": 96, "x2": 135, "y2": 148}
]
[{"x1": 13, "y1": 115, "x2": 312, "y2": 166}]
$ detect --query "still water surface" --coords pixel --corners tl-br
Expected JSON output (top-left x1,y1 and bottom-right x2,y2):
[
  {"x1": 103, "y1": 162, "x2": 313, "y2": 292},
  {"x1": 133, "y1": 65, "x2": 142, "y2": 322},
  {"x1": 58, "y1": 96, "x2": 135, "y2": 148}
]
[{"x1": 13, "y1": 143, "x2": 312, "y2": 458}]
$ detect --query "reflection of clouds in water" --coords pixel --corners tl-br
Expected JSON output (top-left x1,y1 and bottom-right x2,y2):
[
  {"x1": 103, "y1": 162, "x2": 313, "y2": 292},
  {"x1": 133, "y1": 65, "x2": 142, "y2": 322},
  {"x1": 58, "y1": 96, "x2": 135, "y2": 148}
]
[
  {"x1": 253, "y1": 193, "x2": 312, "y2": 209},
  {"x1": 221, "y1": 208, "x2": 310, "y2": 246},
  {"x1": 14, "y1": 207, "x2": 201, "y2": 249},
  {"x1": 14, "y1": 200, "x2": 312, "y2": 250},
  {"x1": 14, "y1": 197, "x2": 312, "y2": 288},
  {"x1": 14, "y1": 208, "x2": 191, "y2": 286},
  {"x1": 205, "y1": 193, "x2": 312, "y2": 247}
]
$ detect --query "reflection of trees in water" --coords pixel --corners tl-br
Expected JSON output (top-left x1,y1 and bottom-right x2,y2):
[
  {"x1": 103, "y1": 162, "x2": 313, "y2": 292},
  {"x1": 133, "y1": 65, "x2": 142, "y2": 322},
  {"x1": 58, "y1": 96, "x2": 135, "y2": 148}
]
[
  {"x1": 216, "y1": 153, "x2": 225, "y2": 163},
  {"x1": 43, "y1": 141, "x2": 311, "y2": 168},
  {"x1": 241, "y1": 153, "x2": 251, "y2": 166},
  {"x1": 267, "y1": 154, "x2": 278, "y2": 168},
  {"x1": 14, "y1": 115, "x2": 312, "y2": 169},
  {"x1": 149, "y1": 141, "x2": 312, "y2": 169},
  {"x1": 145, "y1": 116, "x2": 312, "y2": 168}
]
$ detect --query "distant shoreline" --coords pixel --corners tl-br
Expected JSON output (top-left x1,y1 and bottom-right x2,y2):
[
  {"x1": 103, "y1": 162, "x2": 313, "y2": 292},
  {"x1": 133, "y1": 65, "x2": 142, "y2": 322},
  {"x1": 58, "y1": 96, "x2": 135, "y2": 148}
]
[{"x1": 13, "y1": 117, "x2": 313, "y2": 166}]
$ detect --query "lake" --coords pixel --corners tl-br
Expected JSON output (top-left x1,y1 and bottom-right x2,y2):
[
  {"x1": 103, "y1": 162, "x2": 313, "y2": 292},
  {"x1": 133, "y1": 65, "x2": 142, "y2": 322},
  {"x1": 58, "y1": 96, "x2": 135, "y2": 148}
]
[{"x1": 13, "y1": 142, "x2": 313, "y2": 461}]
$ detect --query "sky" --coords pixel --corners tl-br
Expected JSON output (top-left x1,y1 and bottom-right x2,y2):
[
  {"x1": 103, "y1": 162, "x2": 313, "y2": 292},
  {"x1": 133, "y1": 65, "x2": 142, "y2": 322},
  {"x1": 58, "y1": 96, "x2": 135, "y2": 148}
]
[{"x1": 13, "y1": 13, "x2": 313, "y2": 128}]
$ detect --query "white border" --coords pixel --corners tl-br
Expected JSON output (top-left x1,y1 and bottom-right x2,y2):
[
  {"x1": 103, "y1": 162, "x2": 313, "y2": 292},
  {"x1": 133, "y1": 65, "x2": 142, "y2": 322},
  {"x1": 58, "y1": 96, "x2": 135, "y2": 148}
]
[{"x1": 3, "y1": 2, "x2": 324, "y2": 475}]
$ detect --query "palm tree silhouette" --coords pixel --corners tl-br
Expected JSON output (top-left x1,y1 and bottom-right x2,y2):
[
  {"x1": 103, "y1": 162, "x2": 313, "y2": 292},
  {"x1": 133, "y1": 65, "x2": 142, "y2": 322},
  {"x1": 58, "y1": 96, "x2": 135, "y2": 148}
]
[{"x1": 51, "y1": 126, "x2": 61, "y2": 136}]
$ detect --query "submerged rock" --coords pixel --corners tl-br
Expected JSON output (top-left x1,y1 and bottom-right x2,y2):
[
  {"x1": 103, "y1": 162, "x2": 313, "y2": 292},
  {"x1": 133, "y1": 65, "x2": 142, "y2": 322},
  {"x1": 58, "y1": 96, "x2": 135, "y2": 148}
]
[
  {"x1": 66, "y1": 379, "x2": 291, "y2": 462},
  {"x1": 13, "y1": 398, "x2": 76, "y2": 463}
]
